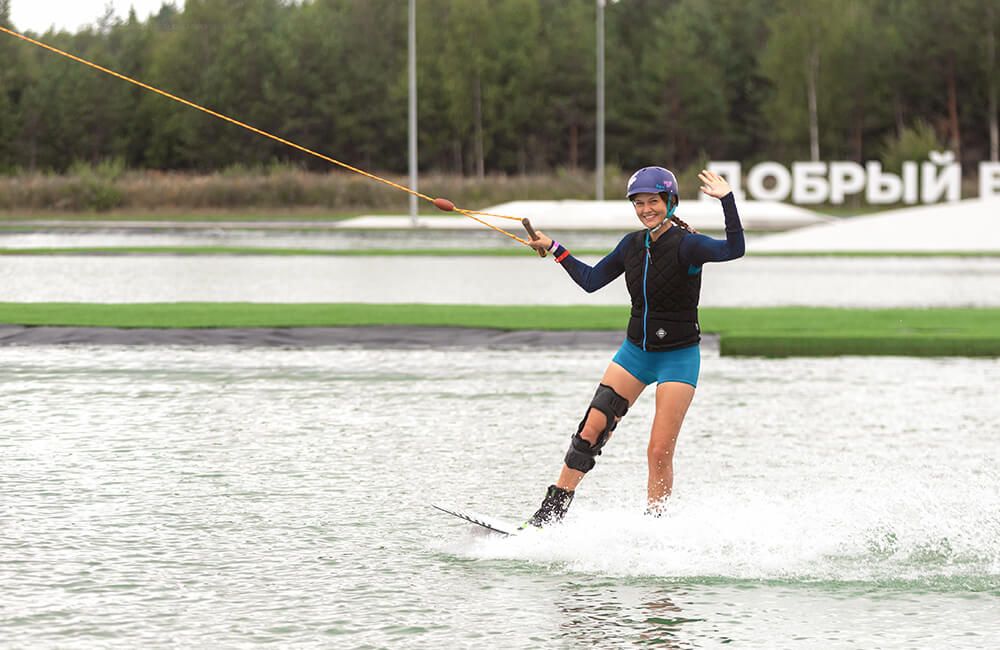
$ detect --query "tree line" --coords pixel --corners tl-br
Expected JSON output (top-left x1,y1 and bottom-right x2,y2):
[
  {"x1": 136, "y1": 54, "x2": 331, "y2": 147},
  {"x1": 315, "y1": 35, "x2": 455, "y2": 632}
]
[{"x1": 0, "y1": 0, "x2": 997, "y2": 177}]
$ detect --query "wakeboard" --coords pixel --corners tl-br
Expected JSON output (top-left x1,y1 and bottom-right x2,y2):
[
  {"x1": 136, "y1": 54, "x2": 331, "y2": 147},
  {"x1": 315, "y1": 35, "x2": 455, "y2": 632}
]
[{"x1": 431, "y1": 504, "x2": 521, "y2": 536}]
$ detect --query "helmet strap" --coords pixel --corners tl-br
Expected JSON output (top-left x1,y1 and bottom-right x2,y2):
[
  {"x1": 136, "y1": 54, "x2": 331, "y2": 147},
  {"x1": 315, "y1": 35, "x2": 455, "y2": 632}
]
[{"x1": 648, "y1": 202, "x2": 677, "y2": 234}]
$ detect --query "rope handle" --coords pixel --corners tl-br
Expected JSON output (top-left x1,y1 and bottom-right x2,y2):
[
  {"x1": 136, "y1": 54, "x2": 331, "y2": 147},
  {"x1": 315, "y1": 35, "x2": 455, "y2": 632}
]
[{"x1": 520, "y1": 219, "x2": 547, "y2": 258}]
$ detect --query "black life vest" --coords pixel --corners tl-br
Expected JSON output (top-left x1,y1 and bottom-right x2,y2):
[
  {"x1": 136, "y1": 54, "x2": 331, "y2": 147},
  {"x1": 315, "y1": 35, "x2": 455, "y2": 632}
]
[{"x1": 622, "y1": 224, "x2": 701, "y2": 351}]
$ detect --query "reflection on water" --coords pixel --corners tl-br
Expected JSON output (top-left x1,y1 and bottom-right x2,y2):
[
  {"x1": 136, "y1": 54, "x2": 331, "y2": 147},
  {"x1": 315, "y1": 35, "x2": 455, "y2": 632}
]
[
  {"x1": 556, "y1": 584, "x2": 705, "y2": 649},
  {"x1": 638, "y1": 592, "x2": 705, "y2": 648},
  {"x1": 2, "y1": 345, "x2": 999, "y2": 647}
]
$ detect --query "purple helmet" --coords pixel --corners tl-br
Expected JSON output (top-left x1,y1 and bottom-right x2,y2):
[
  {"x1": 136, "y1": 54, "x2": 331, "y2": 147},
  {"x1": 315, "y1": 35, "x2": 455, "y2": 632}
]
[{"x1": 626, "y1": 166, "x2": 679, "y2": 203}]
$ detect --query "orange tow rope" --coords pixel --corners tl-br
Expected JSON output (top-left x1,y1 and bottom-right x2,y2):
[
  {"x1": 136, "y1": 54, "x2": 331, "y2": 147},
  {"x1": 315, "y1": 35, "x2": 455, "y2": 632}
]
[{"x1": 0, "y1": 25, "x2": 532, "y2": 247}]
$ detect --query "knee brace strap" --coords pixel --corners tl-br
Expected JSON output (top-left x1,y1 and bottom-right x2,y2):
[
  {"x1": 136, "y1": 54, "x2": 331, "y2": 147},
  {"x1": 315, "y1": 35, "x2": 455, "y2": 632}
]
[{"x1": 563, "y1": 383, "x2": 630, "y2": 473}]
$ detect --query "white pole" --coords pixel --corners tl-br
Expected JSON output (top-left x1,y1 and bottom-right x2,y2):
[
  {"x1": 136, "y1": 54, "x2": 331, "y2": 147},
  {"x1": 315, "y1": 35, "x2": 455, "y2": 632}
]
[
  {"x1": 408, "y1": 0, "x2": 418, "y2": 225},
  {"x1": 596, "y1": 0, "x2": 605, "y2": 201}
]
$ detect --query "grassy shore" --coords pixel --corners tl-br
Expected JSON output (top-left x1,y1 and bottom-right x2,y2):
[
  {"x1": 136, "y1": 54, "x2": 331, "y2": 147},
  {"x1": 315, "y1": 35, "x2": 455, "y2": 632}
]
[
  {"x1": 1, "y1": 303, "x2": 997, "y2": 357},
  {"x1": 0, "y1": 210, "x2": 367, "y2": 223},
  {"x1": 0, "y1": 168, "x2": 624, "y2": 213}
]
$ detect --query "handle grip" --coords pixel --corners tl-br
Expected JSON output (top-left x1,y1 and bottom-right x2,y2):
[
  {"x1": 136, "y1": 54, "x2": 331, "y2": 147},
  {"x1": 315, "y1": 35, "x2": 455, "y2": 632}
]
[{"x1": 521, "y1": 218, "x2": 547, "y2": 257}]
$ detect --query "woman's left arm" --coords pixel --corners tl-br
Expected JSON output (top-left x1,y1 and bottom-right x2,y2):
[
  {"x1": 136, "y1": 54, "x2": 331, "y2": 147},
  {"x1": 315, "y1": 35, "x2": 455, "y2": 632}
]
[
  {"x1": 680, "y1": 170, "x2": 745, "y2": 265},
  {"x1": 681, "y1": 194, "x2": 745, "y2": 264}
]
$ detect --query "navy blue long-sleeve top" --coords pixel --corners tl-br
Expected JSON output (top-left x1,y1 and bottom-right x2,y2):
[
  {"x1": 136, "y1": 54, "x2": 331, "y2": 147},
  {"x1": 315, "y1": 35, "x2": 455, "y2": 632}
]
[{"x1": 552, "y1": 193, "x2": 745, "y2": 292}]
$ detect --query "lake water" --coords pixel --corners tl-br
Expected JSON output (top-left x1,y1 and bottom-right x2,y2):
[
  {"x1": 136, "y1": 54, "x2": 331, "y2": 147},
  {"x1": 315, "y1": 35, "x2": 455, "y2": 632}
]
[
  {"x1": 0, "y1": 227, "x2": 632, "y2": 251},
  {"x1": 1, "y1": 255, "x2": 999, "y2": 307},
  {"x1": 2, "y1": 345, "x2": 998, "y2": 647}
]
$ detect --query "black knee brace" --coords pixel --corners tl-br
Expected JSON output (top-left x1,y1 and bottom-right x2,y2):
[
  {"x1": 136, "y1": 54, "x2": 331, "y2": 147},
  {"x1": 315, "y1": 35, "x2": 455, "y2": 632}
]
[{"x1": 564, "y1": 383, "x2": 629, "y2": 473}]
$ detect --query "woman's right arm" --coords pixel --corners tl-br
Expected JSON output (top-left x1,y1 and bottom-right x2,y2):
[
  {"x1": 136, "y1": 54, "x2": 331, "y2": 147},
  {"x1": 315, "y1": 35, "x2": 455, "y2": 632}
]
[{"x1": 531, "y1": 232, "x2": 628, "y2": 293}]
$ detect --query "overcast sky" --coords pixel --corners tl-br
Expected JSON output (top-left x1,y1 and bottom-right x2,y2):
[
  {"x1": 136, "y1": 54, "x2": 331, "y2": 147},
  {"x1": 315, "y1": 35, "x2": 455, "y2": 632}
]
[{"x1": 9, "y1": 0, "x2": 185, "y2": 33}]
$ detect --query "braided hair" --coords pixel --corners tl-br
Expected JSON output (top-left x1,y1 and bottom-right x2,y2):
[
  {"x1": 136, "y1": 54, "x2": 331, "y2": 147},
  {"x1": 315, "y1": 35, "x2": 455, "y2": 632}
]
[{"x1": 659, "y1": 192, "x2": 698, "y2": 234}]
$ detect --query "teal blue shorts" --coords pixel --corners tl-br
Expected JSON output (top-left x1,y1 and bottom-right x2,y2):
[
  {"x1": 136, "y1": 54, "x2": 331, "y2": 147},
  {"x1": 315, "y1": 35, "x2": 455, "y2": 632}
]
[{"x1": 612, "y1": 340, "x2": 700, "y2": 387}]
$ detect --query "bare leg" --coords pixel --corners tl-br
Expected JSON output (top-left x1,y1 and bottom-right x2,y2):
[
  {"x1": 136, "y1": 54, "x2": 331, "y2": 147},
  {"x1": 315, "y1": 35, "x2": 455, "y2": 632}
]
[
  {"x1": 646, "y1": 381, "x2": 695, "y2": 507},
  {"x1": 555, "y1": 362, "x2": 646, "y2": 491}
]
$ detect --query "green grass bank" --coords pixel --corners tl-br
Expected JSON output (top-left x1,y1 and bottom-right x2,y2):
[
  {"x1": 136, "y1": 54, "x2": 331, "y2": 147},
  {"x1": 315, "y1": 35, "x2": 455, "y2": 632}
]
[
  {"x1": 0, "y1": 168, "x2": 625, "y2": 213},
  {"x1": 1, "y1": 303, "x2": 997, "y2": 357}
]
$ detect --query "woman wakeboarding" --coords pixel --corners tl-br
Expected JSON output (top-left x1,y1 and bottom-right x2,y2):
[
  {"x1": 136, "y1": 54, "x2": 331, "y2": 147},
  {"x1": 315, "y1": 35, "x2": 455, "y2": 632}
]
[{"x1": 523, "y1": 168, "x2": 745, "y2": 526}]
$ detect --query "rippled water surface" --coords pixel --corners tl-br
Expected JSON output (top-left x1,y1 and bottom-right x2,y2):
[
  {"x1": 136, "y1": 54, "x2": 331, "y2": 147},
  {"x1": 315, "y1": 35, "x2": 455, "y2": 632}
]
[
  {"x1": 2, "y1": 346, "x2": 999, "y2": 648},
  {"x1": 0, "y1": 228, "x2": 632, "y2": 251},
  {"x1": 2, "y1": 255, "x2": 999, "y2": 306}
]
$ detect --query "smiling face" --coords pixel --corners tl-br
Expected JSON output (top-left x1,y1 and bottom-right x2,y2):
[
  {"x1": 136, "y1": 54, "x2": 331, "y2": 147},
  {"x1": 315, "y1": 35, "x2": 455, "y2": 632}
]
[{"x1": 630, "y1": 192, "x2": 668, "y2": 229}]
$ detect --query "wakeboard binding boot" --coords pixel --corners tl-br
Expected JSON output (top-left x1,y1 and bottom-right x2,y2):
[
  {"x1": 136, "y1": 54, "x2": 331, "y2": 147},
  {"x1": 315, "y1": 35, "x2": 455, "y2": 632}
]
[{"x1": 522, "y1": 484, "x2": 574, "y2": 529}]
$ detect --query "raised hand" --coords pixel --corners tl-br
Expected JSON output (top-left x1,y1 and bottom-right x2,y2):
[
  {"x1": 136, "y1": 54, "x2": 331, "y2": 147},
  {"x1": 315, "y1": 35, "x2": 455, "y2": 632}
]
[{"x1": 698, "y1": 169, "x2": 732, "y2": 199}]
